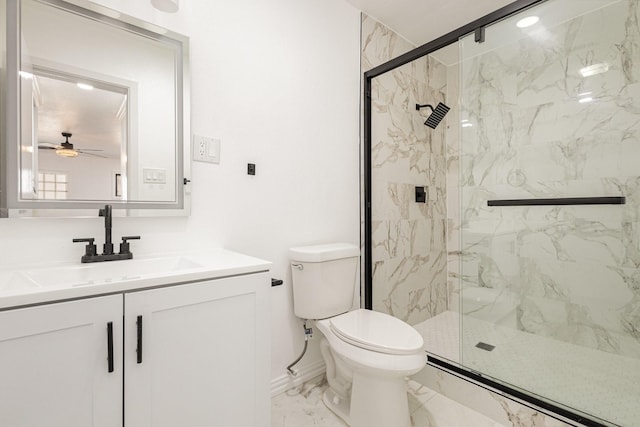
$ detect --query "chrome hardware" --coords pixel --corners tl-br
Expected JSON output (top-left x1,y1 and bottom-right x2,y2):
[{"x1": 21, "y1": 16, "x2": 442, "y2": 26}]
[{"x1": 291, "y1": 263, "x2": 304, "y2": 270}]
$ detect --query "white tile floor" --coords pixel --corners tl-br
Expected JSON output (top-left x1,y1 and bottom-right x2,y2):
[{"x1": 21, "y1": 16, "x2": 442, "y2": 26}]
[{"x1": 271, "y1": 375, "x2": 504, "y2": 427}]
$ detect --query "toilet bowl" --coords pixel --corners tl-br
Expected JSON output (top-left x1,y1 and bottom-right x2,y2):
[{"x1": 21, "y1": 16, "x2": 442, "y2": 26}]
[
  {"x1": 289, "y1": 242, "x2": 426, "y2": 427},
  {"x1": 316, "y1": 309, "x2": 426, "y2": 427}
]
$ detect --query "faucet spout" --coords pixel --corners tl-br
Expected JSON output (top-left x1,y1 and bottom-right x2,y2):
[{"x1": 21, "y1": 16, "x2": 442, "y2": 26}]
[{"x1": 99, "y1": 204, "x2": 113, "y2": 255}]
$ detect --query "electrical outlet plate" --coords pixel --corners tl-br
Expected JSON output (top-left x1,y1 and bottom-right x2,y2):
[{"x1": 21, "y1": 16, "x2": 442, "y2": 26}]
[{"x1": 192, "y1": 135, "x2": 220, "y2": 164}]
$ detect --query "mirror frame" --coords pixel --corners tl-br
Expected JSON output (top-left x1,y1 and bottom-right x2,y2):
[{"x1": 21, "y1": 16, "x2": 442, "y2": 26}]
[{"x1": 3, "y1": 0, "x2": 191, "y2": 218}]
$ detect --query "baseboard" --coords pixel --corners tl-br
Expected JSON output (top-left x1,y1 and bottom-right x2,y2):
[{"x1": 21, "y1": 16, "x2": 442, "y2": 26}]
[{"x1": 270, "y1": 360, "x2": 326, "y2": 397}]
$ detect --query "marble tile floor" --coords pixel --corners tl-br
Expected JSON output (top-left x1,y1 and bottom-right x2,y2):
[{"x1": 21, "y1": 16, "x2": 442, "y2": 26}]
[{"x1": 271, "y1": 374, "x2": 504, "y2": 427}]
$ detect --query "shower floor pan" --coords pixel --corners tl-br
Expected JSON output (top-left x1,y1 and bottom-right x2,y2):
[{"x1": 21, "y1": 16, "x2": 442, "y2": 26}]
[{"x1": 413, "y1": 311, "x2": 640, "y2": 427}]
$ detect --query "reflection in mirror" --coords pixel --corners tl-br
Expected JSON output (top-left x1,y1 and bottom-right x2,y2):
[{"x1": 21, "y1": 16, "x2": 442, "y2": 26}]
[
  {"x1": 4, "y1": 0, "x2": 190, "y2": 217},
  {"x1": 23, "y1": 68, "x2": 128, "y2": 201}
]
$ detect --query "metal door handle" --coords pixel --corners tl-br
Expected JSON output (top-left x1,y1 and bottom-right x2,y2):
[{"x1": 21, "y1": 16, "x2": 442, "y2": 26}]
[
  {"x1": 136, "y1": 315, "x2": 143, "y2": 364},
  {"x1": 107, "y1": 322, "x2": 114, "y2": 373}
]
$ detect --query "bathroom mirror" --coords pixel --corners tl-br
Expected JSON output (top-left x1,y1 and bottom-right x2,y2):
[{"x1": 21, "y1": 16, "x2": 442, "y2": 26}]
[{"x1": 2, "y1": 0, "x2": 191, "y2": 217}]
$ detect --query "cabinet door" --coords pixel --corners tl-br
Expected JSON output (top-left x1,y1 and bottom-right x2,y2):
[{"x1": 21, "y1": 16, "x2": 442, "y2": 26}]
[
  {"x1": 124, "y1": 272, "x2": 270, "y2": 427},
  {"x1": 0, "y1": 295, "x2": 123, "y2": 427}
]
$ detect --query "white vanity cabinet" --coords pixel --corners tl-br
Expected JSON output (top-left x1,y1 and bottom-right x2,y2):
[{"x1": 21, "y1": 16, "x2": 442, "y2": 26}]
[
  {"x1": 0, "y1": 295, "x2": 124, "y2": 427},
  {"x1": 124, "y1": 272, "x2": 270, "y2": 427},
  {"x1": 0, "y1": 270, "x2": 270, "y2": 427}
]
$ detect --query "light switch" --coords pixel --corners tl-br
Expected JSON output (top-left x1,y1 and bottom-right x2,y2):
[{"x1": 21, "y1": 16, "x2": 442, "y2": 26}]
[
  {"x1": 208, "y1": 139, "x2": 220, "y2": 161},
  {"x1": 143, "y1": 168, "x2": 166, "y2": 184}
]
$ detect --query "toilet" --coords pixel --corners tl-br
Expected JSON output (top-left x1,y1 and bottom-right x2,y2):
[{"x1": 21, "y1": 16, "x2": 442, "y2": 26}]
[{"x1": 289, "y1": 243, "x2": 426, "y2": 427}]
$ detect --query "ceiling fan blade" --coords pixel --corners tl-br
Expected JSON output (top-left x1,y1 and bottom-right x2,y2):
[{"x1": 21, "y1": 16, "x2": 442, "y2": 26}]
[
  {"x1": 75, "y1": 148, "x2": 104, "y2": 151},
  {"x1": 78, "y1": 150, "x2": 109, "y2": 158},
  {"x1": 37, "y1": 145, "x2": 59, "y2": 150}
]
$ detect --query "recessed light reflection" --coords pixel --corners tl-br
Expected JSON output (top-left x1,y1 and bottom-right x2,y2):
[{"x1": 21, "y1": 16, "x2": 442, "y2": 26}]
[
  {"x1": 19, "y1": 71, "x2": 34, "y2": 79},
  {"x1": 578, "y1": 97, "x2": 593, "y2": 104},
  {"x1": 580, "y1": 63, "x2": 609, "y2": 77},
  {"x1": 516, "y1": 16, "x2": 539, "y2": 28},
  {"x1": 461, "y1": 120, "x2": 473, "y2": 128},
  {"x1": 77, "y1": 83, "x2": 94, "y2": 90}
]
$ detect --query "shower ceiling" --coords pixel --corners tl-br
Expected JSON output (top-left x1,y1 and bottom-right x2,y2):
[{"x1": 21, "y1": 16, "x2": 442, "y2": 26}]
[{"x1": 345, "y1": 0, "x2": 514, "y2": 45}]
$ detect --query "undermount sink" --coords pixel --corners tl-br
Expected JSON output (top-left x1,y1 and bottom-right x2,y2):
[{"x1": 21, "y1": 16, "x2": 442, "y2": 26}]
[{"x1": 23, "y1": 256, "x2": 204, "y2": 288}]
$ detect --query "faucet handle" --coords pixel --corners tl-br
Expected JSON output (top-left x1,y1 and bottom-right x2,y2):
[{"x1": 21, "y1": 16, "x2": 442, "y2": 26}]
[
  {"x1": 73, "y1": 238, "x2": 97, "y2": 257},
  {"x1": 119, "y1": 236, "x2": 141, "y2": 255}
]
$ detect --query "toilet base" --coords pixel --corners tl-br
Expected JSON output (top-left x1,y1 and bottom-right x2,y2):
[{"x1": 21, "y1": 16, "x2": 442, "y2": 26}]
[
  {"x1": 322, "y1": 388, "x2": 351, "y2": 425},
  {"x1": 349, "y1": 371, "x2": 411, "y2": 427},
  {"x1": 323, "y1": 373, "x2": 413, "y2": 427}
]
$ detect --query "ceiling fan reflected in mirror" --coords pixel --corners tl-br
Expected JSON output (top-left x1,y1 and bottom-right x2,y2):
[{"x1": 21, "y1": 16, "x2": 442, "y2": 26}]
[{"x1": 38, "y1": 132, "x2": 107, "y2": 158}]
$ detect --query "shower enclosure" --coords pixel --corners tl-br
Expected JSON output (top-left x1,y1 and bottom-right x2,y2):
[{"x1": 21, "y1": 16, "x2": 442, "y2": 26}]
[{"x1": 364, "y1": 0, "x2": 640, "y2": 425}]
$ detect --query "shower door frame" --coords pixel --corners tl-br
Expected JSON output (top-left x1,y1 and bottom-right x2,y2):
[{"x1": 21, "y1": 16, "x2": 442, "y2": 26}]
[{"x1": 362, "y1": 1, "x2": 610, "y2": 426}]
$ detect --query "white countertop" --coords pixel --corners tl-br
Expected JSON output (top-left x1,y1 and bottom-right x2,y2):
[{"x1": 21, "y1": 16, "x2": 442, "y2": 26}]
[{"x1": 0, "y1": 249, "x2": 271, "y2": 310}]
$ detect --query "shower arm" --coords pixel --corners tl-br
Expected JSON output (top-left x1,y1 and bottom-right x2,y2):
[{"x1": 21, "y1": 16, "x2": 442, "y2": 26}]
[{"x1": 415, "y1": 103, "x2": 435, "y2": 112}]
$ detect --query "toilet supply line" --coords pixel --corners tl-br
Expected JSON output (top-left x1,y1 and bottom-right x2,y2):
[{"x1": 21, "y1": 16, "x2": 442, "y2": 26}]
[{"x1": 286, "y1": 320, "x2": 313, "y2": 377}]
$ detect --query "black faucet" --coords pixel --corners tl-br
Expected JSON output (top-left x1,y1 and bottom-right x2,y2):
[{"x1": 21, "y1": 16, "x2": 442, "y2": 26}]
[
  {"x1": 99, "y1": 204, "x2": 114, "y2": 255},
  {"x1": 73, "y1": 204, "x2": 140, "y2": 263}
]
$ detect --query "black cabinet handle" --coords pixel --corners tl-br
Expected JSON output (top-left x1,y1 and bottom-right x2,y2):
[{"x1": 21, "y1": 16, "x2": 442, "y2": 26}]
[
  {"x1": 136, "y1": 315, "x2": 143, "y2": 364},
  {"x1": 107, "y1": 322, "x2": 114, "y2": 373}
]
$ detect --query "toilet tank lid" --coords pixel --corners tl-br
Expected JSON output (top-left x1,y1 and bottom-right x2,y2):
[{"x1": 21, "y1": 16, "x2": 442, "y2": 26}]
[{"x1": 289, "y1": 243, "x2": 359, "y2": 262}]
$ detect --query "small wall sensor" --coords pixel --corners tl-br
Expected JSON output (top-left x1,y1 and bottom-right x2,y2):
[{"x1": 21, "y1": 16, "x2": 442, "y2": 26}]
[{"x1": 247, "y1": 163, "x2": 256, "y2": 175}]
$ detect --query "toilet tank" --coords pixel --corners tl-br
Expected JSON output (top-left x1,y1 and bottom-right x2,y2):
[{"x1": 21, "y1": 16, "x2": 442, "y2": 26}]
[{"x1": 289, "y1": 243, "x2": 359, "y2": 320}]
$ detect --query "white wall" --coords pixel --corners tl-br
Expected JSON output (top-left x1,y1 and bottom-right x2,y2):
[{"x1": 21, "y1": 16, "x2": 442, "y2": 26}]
[{"x1": 0, "y1": 0, "x2": 361, "y2": 386}]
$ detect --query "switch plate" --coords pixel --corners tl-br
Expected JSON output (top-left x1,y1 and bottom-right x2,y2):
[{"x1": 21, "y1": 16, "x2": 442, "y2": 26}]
[
  {"x1": 143, "y1": 168, "x2": 166, "y2": 184},
  {"x1": 193, "y1": 135, "x2": 220, "y2": 164}
]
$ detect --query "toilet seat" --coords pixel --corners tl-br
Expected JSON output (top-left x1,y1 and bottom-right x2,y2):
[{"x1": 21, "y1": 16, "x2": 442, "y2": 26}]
[{"x1": 329, "y1": 309, "x2": 423, "y2": 355}]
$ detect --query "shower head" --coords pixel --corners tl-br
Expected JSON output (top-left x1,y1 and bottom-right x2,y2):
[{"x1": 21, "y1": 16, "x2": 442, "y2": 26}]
[{"x1": 416, "y1": 102, "x2": 450, "y2": 129}]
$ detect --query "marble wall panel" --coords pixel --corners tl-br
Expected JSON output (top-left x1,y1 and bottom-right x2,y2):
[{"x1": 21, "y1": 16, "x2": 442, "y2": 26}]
[
  {"x1": 364, "y1": 14, "x2": 450, "y2": 325},
  {"x1": 371, "y1": 219, "x2": 433, "y2": 262},
  {"x1": 372, "y1": 250, "x2": 448, "y2": 325},
  {"x1": 361, "y1": 15, "x2": 413, "y2": 72}
]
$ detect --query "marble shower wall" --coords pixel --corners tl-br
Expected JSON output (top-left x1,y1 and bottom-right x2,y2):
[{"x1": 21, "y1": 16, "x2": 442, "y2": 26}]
[
  {"x1": 459, "y1": 0, "x2": 640, "y2": 359},
  {"x1": 361, "y1": 10, "x2": 604, "y2": 427},
  {"x1": 363, "y1": 14, "x2": 449, "y2": 325}
]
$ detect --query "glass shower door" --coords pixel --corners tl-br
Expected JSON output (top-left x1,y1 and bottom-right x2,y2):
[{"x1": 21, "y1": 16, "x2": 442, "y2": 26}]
[{"x1": 459, "y1": 0, "x2": 640, "y2": 425}]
